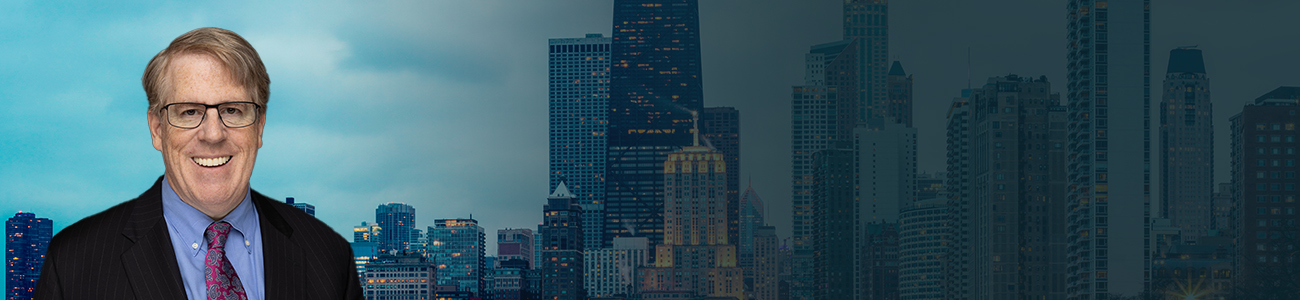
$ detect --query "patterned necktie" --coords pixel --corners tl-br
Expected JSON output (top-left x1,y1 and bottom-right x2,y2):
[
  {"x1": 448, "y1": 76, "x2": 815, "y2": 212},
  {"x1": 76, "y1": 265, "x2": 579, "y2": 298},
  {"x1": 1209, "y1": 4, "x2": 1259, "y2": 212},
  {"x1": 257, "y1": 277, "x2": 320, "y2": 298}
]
[{"x1": 204, "y1": 221, "x2": 248, "y2": 300}]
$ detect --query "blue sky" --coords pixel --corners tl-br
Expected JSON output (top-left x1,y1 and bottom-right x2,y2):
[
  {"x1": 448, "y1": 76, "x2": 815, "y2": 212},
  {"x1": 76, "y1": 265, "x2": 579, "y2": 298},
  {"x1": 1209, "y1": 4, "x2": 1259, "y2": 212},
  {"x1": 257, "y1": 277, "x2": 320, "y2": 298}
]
[{"x1": 4, "y1": 0, "x2": 1300, "y2": 270}]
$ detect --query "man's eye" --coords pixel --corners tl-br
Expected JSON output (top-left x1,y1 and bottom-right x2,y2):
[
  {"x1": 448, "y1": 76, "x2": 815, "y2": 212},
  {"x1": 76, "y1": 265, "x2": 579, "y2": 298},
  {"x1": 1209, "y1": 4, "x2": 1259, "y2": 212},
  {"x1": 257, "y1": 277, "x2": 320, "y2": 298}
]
[
  {"x1": 224, "y1": 107, "x2": 242, "y2": 115},
  {"x1": 181, "y1": 109, "x2": 200, "y2": 116}
]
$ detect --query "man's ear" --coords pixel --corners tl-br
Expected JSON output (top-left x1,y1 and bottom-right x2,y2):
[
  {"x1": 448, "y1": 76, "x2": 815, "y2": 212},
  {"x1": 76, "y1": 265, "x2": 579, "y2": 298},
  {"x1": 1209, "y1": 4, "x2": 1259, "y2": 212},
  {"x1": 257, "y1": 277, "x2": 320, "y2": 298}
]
[
  {"x1": 255, "y1": 113, "x2": 265, "y2": 149},
  {"x1": 149, "y1": 110, "x2": 164, "y2": 151}
]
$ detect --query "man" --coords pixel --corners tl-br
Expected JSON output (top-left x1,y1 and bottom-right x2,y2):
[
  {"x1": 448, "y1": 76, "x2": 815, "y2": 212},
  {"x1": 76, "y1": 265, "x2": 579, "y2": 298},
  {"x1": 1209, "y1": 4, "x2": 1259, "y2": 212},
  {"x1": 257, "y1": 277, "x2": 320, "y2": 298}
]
[{"x1": 35, "y1": 27, "x2": 363, "y2": 300}]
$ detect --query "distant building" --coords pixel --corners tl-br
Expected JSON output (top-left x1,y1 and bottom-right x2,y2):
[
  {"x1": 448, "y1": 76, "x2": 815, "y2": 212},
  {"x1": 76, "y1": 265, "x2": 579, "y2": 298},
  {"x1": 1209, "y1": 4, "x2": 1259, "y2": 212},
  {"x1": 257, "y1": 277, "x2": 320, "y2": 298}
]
[
  {"x1": 886, "y1": 61, "x2": 913, "y2": 128},
  {"x1": 752, "y1": 226, "x2": 778, "y2": 300},
  {"x1": 362, "y1": 252, "x2": 435, "y2": 300},
  {"x1": 914, "y1": 172, "x2": 944, "y2": 202},
  {"x1": 1151, "y1": 240, "x2": 1233, "y2": 300},
  {"x1": 355, "y1": 221, "x2": 382, "y2": 243},
  {"x1": 701, "y1": 107, "x2": 741, "y2": 248},
  {"x1": 498, "y1": 228, "x2": 534, "y2": 269},
  {"x1": 285, "y1": 197, "x2": 314, "y2": 216},
  {"x1": 1230, "y1": 86, "x2": 1300, "y2": 298},
  {"x1": 548, "y1": 33, "x2": 611, "y2": 253},
  {"x1": 428, "y1": 218, "x2": 486, "y2": 297},
  {"x1": 945, "y1": 75, "x2": 1067, "y2": 299},
  {"x1": 377, "y1": 203, "x2": 416, "y2": 253},
  {"x1": 586, "y1": 237, "x2": 650, "y2": 298},
  {"x1": 352, "y1": 242, "x2": 378, "y2": 281},
  {"x1": 542, "y1": 180, "x2": 585, "y2": 300},
  {"x1": 738, "y1": 185, "x2": 764, "y2": 294},
  {"x1": 1161, "y1": 47, "x2": 1214, "y2": 243},
  {"x1": 1211, "y1": 183, "x2": 1233, "y2": 237},
  {"x1": 898, "y1": 197, "x2": 949, "y2": 300},
  {"x1": 636, "y1": 136, "x2": 743, "y2": 300},
  {"x1": 493, "y1": 259, "x2": 531, "y2": 300},
  {"x1": 6, "y1": 212, "x2": 51, "y2": 300}
]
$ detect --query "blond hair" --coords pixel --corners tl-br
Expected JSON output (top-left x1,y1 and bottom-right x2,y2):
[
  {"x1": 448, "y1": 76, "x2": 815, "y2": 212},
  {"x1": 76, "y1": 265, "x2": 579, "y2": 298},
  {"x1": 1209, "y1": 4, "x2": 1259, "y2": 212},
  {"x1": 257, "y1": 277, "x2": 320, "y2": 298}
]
[{"x1": 142, "y1": 27, "x2": 269, "y2": 113}]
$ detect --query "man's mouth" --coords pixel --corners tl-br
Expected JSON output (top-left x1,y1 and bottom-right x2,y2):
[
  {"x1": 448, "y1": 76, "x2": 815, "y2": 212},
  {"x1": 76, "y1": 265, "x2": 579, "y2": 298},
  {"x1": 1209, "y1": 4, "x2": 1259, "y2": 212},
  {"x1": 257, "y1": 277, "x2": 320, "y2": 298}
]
[{"x1": 193, "y1": 156, "x2": 232, "y2": 167}]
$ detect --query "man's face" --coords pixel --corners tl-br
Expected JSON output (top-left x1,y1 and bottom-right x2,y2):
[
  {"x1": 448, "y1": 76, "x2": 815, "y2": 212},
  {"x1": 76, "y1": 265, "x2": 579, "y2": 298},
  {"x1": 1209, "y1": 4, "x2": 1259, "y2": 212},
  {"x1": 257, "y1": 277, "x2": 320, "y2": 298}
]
[{"x1": 148, "y1": 53, "x2": 263, "y2": 219}]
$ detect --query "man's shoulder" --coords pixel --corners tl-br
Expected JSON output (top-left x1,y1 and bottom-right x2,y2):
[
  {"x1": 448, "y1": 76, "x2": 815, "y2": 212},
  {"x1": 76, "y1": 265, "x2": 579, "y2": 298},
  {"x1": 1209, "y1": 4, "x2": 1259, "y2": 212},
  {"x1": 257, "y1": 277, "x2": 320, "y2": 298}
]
[
  {"x1": 251, "y1": 191, "x2": 348, "y2": 246},
  {"x1": 51, "y1": 196, "x2": 140, "y2": 244}
]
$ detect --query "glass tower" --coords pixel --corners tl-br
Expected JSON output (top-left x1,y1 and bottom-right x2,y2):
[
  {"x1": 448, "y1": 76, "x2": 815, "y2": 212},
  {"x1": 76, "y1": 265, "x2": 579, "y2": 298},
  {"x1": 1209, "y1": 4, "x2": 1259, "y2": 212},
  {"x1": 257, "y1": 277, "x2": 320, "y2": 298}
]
[{"x1": 548, "y1": 33, "x2": 611, "y2": 252}]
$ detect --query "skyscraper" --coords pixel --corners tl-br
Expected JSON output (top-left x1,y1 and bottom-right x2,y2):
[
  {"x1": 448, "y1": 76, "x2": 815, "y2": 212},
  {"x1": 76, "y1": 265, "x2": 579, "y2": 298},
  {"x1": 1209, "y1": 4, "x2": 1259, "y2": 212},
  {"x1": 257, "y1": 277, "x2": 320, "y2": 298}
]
[
  {"x1": 1229, "y1": 86, "x2": 1299, "y2": 298},
  {"x1": 1064, "y1": 0, "x2": 1152, "y2": 298},
  {"x1": 605, "y1": 0, "x2": 705, "y2": 249},
  {"x1": 898, "y1": 198, "x2": 949, "y2": 300},
  {"x1": 429, "y1": 218, "x2": 487, "y2": 297},
  {"x1": 285, "y1": 197, "x2": 314, "y2": 216},
  {"x1": 943, "y1": 89, "x2": 973, "y2": 300},
  {"x1": 701, "y1": 107, "x2": 740, "y2": 249},
  {"x1": 542, "y1": 181, "x2": 585, "y2": 300},
  {"x1": 497, "y1": 228, "x2": 534, "y2": 269},
  {"x1": 1160, "y1": 47, "x2": 1214, "y2": 243},
  {"x1": 886, "y1": 61, "x2": 913, "y2": 127},
  {"x1": 790, "y1": 38, "x2": 859, "y2": 300},
  {"x1": 376, "y1": 203, "x2": 416, "y2": 254},
  {"x1": 637, "y1": 136, "x2": 744, "y2": 299},
  {"x1": 6, "y1": 212, "x2": 50, "y2": 300},
  {"x1": 811, "y1": 147, "x2": 855, "y2": 300},
  {"x1": 549, "y1": 33, "x2": 611, "y2": 252},
  {"x1": 753, "y1": 225, "x2": 779, "y2": 300},
  {"x1": 843, "y1": 0, "x2": 889, "y2": 128},
  {"x1": 946, "y1": 75, "x2": 1067, "y2": 299},
  {"x1": 738, "y1": 184, "x2": 765, "y2": 291}
]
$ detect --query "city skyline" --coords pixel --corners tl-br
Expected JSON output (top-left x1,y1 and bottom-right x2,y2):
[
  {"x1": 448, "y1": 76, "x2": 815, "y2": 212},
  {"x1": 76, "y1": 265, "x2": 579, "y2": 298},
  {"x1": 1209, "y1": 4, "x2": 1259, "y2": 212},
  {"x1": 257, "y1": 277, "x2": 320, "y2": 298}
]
[{"x1": 2, "y1": 0, "x2": 1300, "y2": 268}]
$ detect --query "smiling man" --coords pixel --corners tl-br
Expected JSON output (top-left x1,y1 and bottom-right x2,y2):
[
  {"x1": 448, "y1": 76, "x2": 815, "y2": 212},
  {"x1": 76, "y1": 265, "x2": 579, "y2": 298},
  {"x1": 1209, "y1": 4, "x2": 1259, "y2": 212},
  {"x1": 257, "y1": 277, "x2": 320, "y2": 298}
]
[{"x1": 35, "y1": 28, "x2": 362, "y2": 300}]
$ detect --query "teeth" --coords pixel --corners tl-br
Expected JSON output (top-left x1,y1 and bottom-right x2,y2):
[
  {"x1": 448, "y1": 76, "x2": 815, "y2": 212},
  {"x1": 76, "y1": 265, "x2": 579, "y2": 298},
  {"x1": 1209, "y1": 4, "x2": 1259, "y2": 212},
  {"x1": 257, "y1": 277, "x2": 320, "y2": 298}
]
[{"x1": 193, "y1": 156, "x2": 232, "y2": 167}]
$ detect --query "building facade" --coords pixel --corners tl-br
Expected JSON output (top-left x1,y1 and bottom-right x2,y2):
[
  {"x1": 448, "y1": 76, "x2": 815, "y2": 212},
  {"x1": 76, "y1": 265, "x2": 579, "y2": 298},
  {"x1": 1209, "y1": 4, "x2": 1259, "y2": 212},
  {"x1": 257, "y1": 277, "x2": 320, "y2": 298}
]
[
  {"x1": 1064, "y1": 0, "x2": 1152, "y2": 298},
  {"x1": 355, "y1": 221, "x2": 382, "y2": 243},
  {"x1": 947, "y1": 75, "x2": 1068, "y2": 300},
  {"x1": 549, "y1": 33, "x2": 612, "y2": 252},
  {"x1": 1160, "y1": 47, "x2": 1214, "y2": 243},
  {"x1": 898, "y1": 198, "x2": 949, "y2": 300},
  {"x1": 542, "y1": 181, "x2": 586, "y2": 300},
  {"x1": 753, "y1": 225, "x2": 779, "y2": 300},
  {"x1": 701, "y1": 106, "x2": 741, "y2": 250},
  {"x1": 377, "y1": 203, "x2": 416, "y2": 254},
  {"x1": 886, "y1": 61, "x2": 913, "y2": 128},
  {"x1": 428, "y1": 219, "x2": 486, "y2": 297},
  {"x1": 1230, "y1": 86, "x2": 1299, "y2": 298},
  {"x1": 605, "y1": 0, "x2": 705, "y2": 250},
  {"x1": 498, "y1": 228, "x2": 535, "y2": 269},
  {"x1": 6, "y1": 212, "x2": 50, "y2": 300},
  {"x1": 585, "y1": 237, "x2": 650, "y2": 298},
  {"x1": 738, "y1": 185, "x2": 765, "y2": 294},
  {"x1": 943, "y1": 89, "x2": 973, "y2": 300},
  {"x1": 363, "y1": 252, "x2": 436, "y2": 300}
]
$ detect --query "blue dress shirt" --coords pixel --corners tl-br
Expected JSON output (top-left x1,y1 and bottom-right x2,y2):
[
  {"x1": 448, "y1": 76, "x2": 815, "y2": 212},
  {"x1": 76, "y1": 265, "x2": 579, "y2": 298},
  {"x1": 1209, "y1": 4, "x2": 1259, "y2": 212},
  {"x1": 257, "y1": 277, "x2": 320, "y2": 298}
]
[{"x1": 161, "y1": 176, "x2": 265, "y2": 300}]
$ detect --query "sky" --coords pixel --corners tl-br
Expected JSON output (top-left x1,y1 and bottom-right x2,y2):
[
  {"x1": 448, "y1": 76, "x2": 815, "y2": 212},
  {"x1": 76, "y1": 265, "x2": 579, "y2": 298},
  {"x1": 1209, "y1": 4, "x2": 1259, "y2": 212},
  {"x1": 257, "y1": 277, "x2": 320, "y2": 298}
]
[{"x1": 2, "y1": 0, "x2": 1299, "y2": 264}]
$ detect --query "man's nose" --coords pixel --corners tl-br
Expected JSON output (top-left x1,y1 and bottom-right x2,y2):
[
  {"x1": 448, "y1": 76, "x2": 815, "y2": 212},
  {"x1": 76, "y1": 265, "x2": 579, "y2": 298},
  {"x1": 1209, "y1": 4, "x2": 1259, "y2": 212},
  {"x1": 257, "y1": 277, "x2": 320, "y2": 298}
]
[{"x1": 196, "y1": 107, "x2": 228, "y2": 142}]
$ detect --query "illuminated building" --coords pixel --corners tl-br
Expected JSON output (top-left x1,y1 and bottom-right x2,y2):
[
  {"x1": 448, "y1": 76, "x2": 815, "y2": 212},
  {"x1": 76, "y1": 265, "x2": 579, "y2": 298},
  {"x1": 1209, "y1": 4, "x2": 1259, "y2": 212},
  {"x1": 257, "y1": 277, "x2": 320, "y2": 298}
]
[
  {"x1": 377, "y1": 203, "x2": 416, "y2": 254},
  {"x1": 549, "y1": 33, "x2": 611, "y2": 252},
  {"x1": 6, "y1": 212, "x2": 50, "y2": 300},
  {"x1": 585, "y1": 237, "x2": 650, "y2": 298},
  {"x1": 428, "y1": 218, "x2": 486, "y2": 297},
  {"x1": 363, "y1": 252, "x2": 436, "y2": 300},
  {"x1": 355, "y1": 221, "x2": 382, "y2": 243},
  {"x1": 542, "y1": 180, "x2": 585, "y2": 300}
]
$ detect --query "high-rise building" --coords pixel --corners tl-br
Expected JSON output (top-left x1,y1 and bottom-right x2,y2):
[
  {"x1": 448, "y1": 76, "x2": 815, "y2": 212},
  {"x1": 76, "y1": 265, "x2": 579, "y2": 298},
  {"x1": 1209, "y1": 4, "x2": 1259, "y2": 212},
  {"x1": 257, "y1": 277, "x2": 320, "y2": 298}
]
[
  {"x1": 549, "y1": 33, "x2": 612, "y2": 252},
  {"x1": 753, "y1": 225, "x2": 779, "y2": 300},
  {"x1": 285, "y1": 197, "x2": 314, "y2": 216},
  {"x1": 843, "y1": 0, "x2": 890, "y2": 128},
  {"x1": 376, "y1": 203, "x2": 416, "y2": 254},
  {"x1": 362, "y1": 252, "x2": 436, "y2": 299},
  {"x1": 898, "y1": 198, "x2": 949, "y2": 300},
  {"x1": 6, "y1": 212, "x2": 51, "y2": 300},
  {"x1": 1064, "y1": 0, "x2": 1152, "y2": 298},
  {"x1": 811, "y1": 147, "x2": 855, "y2": 300},
  {"x1": 1160, "y1": 47, "x2": 1214, "y2": 243},
  {"x1": 738, "y1": 185, "x2": 765, "y2": 292},
  {"x1": 428, "y1": 218, "x2": 486, "y2": 297},
  {"x1": 636, "y1": 136, "x2": 743, "y2": 299},
  {"x1": 1230, "y1": 86, "x2": 1299, "y2": 298},
  {"x1": 1211, "y1": 183, "x2": 1233, "y2": 236},
  {"x1": 534, "y1": 223, "x2": 544, "y2": 271},
  {"x1": 701, "y1": 107, "x2": 741, "y2": 249},
  {"x1": 942, "y1": 89, "x2": 973, "y2": 300},
  {"x1": 351, "y1": 241, "x2": 377, "y2": 282},
  {"x1": 542, "y1": 181, "x2": 585, "y2": 300},
  {"x1": 354, "y1": 221, "x2": 381, "y2": 243},
  {"x1": 497, "y1": 228, "x2": 534, "y2": 270},
  {"x1": 886, "y1": 61, "x2": 913, "y2": 127},
  {"x1": 853, "y1": 123, "x2": 916, "y2": 220},
  {"x1": 585, "y1": 237, "x2": 650, "y2": 298},
  {"x1": 790, "y1": 38, "x2": 859, "y2": 300},
  {"x1": 946, "y1": 75, "x2": 1068, "y2": 299},
  {"x1": 605, "y1": 0, "x2": 705, "y2": 250}
]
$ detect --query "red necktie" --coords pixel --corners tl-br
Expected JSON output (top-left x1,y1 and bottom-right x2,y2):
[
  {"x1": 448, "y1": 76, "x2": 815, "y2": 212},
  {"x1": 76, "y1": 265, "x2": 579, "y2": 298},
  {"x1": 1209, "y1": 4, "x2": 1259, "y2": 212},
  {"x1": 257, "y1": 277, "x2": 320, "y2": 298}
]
[{"x1": 204, "y1": 221, "x2": 248, "y2": 300}]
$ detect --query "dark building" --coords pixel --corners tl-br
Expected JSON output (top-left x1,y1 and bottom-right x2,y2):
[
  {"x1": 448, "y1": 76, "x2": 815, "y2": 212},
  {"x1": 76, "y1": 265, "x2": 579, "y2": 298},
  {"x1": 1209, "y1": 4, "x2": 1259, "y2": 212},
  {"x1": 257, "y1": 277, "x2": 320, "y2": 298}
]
[
  {"x1": 810, "y1": 148, "x2": 855, "y2": 300},
  {"x1": 543, "y1": 181, "x2": 585, "y2": 300},
  {"x1": 494, "y1": 259, "x2": 533, "y2": 300},
  {"x1": 700, "y1": 107, "x2": 740, "y2": 249},
  {"x1": 6, "y1": 212, "x2": 51, "y2": 300},
  {"x1": 886, "y1": 61, "x2": 913, "y2": 127},
  {"x1": 1151, "y1": 240, "x2": 1233, "y2": 300},
  {"x1": 862, "y1": 223, "x2": 898, "y2": 300},
  {"x1": 1230, "y1": 86, "x2": 1300, "y2": 298},
  {"x1": 1160, "y1": 47, "x2": 1215, "y2": 243},
  {"x1": 376, "y1": 203, "x2": 416, "y2": 254},
  {"x1": 605, "y1": 0, "x2": 705, "y2": 250}
]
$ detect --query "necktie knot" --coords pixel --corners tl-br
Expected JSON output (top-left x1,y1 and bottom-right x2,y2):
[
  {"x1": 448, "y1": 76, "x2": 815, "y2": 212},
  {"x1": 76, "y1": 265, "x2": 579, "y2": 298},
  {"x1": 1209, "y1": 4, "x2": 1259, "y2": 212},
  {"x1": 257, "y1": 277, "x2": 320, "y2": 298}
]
[{"x1": 205, "y1": 221, "x2": 232, "y2": 250}]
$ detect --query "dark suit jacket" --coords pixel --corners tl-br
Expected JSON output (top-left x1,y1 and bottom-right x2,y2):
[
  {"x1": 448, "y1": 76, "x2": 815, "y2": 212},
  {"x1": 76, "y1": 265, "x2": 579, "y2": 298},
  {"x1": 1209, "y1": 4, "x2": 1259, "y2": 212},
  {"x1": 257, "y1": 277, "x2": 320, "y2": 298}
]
[{"x1": 35, "y1": 176, "x2": 363, "y2": 300}]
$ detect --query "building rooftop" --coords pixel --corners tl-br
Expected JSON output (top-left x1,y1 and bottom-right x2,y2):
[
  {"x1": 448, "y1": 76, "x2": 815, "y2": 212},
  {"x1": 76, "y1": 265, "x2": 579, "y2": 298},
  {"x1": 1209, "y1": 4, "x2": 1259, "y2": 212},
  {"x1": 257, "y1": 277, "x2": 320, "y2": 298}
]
[
  {"x1": 888, "y1": 61, "x2": 906, "y2": 76},
  {"x1": 1254, "y1": 86, "x2": 1300, "y2": 105}
]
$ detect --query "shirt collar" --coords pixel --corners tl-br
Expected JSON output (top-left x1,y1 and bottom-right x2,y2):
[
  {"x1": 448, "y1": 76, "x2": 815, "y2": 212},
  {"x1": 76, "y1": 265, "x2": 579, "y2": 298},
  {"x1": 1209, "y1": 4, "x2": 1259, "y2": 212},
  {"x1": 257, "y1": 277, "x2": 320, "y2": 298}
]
[{"x1": 161, "y1": 176, "x2": 258, "y2": 256}]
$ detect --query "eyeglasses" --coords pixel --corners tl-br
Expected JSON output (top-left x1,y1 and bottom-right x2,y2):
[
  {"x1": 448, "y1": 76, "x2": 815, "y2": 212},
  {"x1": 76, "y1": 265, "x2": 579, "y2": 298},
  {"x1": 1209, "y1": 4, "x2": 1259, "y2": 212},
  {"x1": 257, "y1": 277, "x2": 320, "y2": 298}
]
[{"x1": 160, "y1": 102, "x2": 262, "y2": 129}]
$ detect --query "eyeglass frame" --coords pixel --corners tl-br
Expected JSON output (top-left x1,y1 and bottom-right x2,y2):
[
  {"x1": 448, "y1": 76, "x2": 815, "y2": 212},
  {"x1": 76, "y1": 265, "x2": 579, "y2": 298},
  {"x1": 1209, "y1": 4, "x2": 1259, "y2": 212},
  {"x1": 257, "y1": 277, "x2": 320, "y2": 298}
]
[{"x1": 158, "y1": 101, "x2": 264, "y2": 129}]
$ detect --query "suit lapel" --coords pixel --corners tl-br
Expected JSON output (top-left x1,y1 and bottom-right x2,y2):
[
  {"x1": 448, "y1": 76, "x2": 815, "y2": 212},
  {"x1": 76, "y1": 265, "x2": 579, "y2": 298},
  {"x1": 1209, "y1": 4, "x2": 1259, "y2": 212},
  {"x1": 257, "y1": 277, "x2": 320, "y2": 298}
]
[
  {"x1": 120, "y1": 177, "x2": 188, "y2": 299},
  {"x1": 254, "y1": 190, "x2": 304, "y2": 298}
]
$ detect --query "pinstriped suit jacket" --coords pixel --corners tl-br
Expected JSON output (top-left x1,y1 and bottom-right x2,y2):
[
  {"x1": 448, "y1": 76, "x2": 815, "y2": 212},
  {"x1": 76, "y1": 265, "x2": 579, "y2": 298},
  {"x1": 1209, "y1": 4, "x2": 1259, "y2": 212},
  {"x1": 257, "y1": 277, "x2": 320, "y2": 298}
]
[{"x1": 34, "y1": 176, "x2": 363, "y2": 300}]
